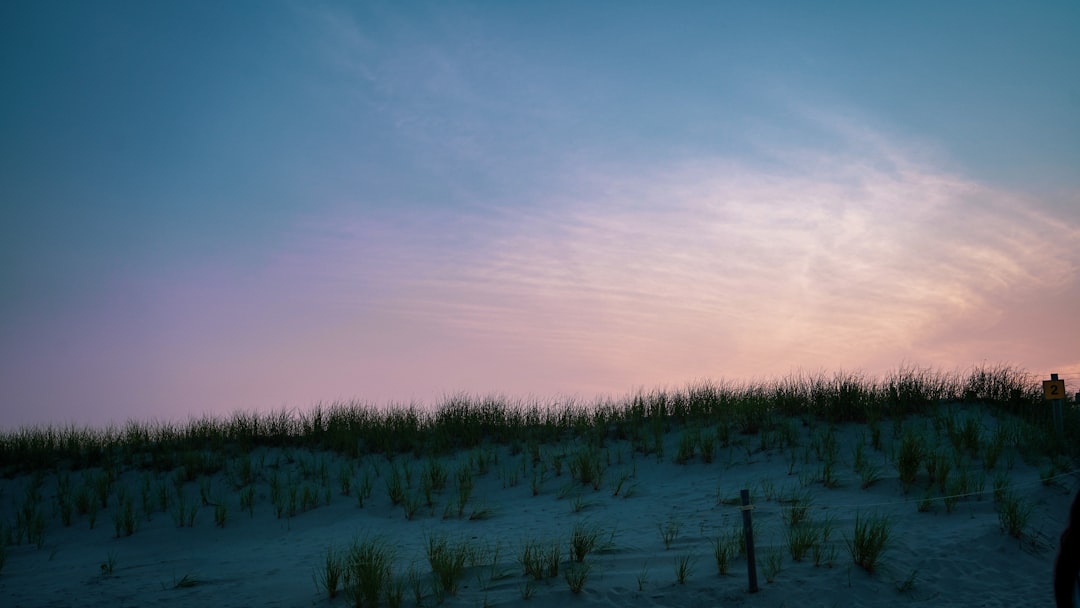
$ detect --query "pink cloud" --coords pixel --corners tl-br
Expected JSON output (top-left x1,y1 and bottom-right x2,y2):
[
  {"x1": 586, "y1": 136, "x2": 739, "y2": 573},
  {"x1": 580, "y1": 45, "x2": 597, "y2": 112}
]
[
  {"x1": 288, "y1": 127, "x2": 1079, "y2": 398},
  {"x1": 4, "y1": 120, "x2": 1077, "y2": 428}
]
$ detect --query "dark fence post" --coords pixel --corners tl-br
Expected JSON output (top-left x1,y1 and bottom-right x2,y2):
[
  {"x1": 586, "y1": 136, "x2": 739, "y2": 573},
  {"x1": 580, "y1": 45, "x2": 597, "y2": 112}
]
[{"x1": 741, "y1": 488, "x2": 759, "y2": 593}]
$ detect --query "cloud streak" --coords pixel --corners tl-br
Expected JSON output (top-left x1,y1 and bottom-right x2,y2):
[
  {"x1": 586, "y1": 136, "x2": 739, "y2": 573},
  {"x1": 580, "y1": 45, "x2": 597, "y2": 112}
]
[
  {"x1": 297, "y1": 118, "x2": 1079, "y2": 395},
  {"x1": 4, "y1": 3, "x2": 1079, "y2": 429},
  {"x1": 5, "y1": 114, "x2": 1074, "y2": 428}
]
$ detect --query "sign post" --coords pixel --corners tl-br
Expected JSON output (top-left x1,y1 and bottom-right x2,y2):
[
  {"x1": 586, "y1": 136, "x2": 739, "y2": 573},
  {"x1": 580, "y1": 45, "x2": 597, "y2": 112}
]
[{"x1": 1044, "y1": 373, "x2": 1066, "y2": 439}]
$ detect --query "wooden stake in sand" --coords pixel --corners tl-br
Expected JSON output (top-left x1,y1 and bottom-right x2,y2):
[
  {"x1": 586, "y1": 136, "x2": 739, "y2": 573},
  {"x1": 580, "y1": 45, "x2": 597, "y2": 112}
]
[{"x1": 740, "y1": 489, "x2": 759, "y2": 593}]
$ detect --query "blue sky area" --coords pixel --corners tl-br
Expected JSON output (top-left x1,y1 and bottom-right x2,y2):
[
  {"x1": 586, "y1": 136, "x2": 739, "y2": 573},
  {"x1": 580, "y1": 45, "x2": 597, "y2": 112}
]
[{"x1": 2, "y1": 1, "x2": 1078, "y2": 427}]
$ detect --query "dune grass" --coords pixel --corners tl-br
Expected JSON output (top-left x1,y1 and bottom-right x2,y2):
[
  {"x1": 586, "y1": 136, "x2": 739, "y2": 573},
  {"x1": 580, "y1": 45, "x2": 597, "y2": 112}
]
[
  {"x1": 847, "y1": 512, "x2": 891, "y2": 573},
  {"x1": 0, "y1": 362, "x2": 1074, "y2": 607},
  {"x1": 99, "y1": 551, "x2": 117, "y2": 576},
  {"x1": 998, "y1": 491, "x2": 1034, "y2": 538},
  {"x1": 564, "y1": 561, "x2": 591, "y2": 593},
  {"x1": 570, "y1": 521, "x2": 601, "y2": 563},
  {"x1": 313, "y1": 545, "x2": 344, "y2": 599},
  {"x1": 673, "y1": 553, "x2": 695, "y2": 584},
  {"x1": 2, "y1": 365, "x2": 1066, "y2": 480},
  {"x1": 425, "y1": 533, "x2": 470, "y2": 596},
  {"x1": 762, "y1": 546, "x2": 784, "y2": 583},
  {"x1": 518, "y1": 538, "x2": 561, "y2": 581},
  {"x1": 0, "y1": 363, "x2": 1073, "y2": 592},
  {"x1": 658, "y1": 518, "x2": 681, "y2": 550},
  {"x1": 165, "y1": 573, "x2": 199, "y2": 589},
  {"x1": 344, "y1": 536, "x2": 394, "y2": 608}
]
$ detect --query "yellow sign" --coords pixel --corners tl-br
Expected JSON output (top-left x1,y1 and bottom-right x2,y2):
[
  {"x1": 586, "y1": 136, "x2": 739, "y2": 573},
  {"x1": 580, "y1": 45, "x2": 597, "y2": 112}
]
[{"x1": 1043, "y1": 379, "x2": 1066, "y2": 400}]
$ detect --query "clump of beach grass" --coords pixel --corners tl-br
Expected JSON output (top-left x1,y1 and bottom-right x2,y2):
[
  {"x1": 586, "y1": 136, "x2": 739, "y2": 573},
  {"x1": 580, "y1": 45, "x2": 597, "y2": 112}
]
[
  {"x1": 519, "y1": 580, "x2": 536, "y2": 600},
  {"x1": 426, "y1": 533, "x2": 470, "y2": 596},
  {"x1": 519, "y1": 538, "x2": 561, "y2": 581},
  {"x1": 846, "y1": 512, "x2": 891, "y2": 573},
  {"x1": 165, "y1": 573, "x2": 199, "y2": 590},
  {"x1": 172, "y1": 491, "x2": 198, "y2": 528},
  {"x1": 112, "y1": 494, "x2": 137, "y2": 538},
  {"x1": 895, "y1": 429, "x2": 924, "y2": 494},
  {"x1": 213, "y1": 498, "x2": 228, "y2": 528},
  {"x1": 564, "y1": 562, "x2": 591, "y2": 593},
  {"x1": 712, "y1": 530, "x2": 740, "y2": 575},
  {"x1": 787, "y1": 519, "x2": 821, "y2": 562},
  {"x1": 983, "y1": 425, "x2": 1007, "y2": 470},
  {"x1": 570, "y1": 522, "x2": 601, "y2": 562},
  {"x1": 608, "y1": 469, "x2": 632, "y2": 497},
  {"x1": 782, "y1": 487, "x2": 813, "y2": 526},
  {"x1": 636, "y1": 562, "x2": 649, "y2": 590},
  {"x1": 385, "y1": 464, "x2": 406, "y2": 506},
  {"x1": 853, "y1": 443, "x2": 884, "y2": 489},
  {"x1": 344, "y1": 536, "x2": 394, "y2": 608},
  {"x1": 569, "y1": 447, "x2": 605, "y2": 489},
  {"x1": 992, "y1": 470, "x2": 1011, "y2": 503},
  {"x1": 56, "y1": 472, "x2": 74, "y2": 527},
  {"x1": 675, "y1": 428, "x2": 699, "y2": 464},
  {"x1": 998, "y1": 491, "x2": 1033, "y2": 538},
  {"x1": 313, "y1": 545, "x2": 344, "y2": 599},
  {"x1": 239, "y1": 485, "x2": 255, "y2": 517},
  {"x1": 762, "y1": 546, "x2": 783, "y2": 583},
  {"x1": 455, "y1": 464, "x2": 474, "y2": 517},
  {"x1": 100, "y1": 551, "x2": 117, "y2": 576},
  {"x1": 673, "y1": 553, "x2": 695, "y2": 584},
  {"x1": 659, "y1": 518, "x2": 681, "y2": 550},
  {"x1": 14, "y1": 481, "x2": 47, "y2": 548},
  {"x1": 895, "y1": 568, "x2": 919, "y2": 594},
  {"x1": 356, "y1": 468, "x2": 375, "y2": 508}
]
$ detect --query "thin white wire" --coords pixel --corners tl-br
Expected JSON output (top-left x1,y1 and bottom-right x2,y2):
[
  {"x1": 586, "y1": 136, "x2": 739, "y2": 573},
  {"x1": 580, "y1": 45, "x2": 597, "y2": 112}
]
[{"x1": 726, "y1": 468, "x2": 1080, "y2": 515}]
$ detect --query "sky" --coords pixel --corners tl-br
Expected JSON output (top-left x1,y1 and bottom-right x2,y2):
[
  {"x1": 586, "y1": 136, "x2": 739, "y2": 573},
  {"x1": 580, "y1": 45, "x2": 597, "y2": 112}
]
[{"x1": 2, "y1": 1, "x2": 1079, "y2": 428}]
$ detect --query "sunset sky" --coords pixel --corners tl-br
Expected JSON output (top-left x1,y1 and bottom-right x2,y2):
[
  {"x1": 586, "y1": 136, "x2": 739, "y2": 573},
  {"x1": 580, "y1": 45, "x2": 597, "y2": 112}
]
[{"x1": 2, "y1": 1, "x2": 1079, "y2": 428}]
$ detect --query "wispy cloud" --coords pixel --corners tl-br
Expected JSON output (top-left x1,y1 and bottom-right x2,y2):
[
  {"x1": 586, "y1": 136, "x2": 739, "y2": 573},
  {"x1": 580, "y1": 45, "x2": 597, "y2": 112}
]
[
  {"x1": 8, "y1": 111, "x2": 1072, "y2": 428},
  {"x1": 290, "y1": 115, "x2": 1079, "y2": 394},
  {"x1": 5, "y1": 3, "x2": 1079, "y2": 429}
]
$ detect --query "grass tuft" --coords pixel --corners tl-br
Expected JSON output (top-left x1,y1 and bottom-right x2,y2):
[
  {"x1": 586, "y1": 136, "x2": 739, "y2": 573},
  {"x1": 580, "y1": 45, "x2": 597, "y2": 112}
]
[
  {"x1": 712, "y1": 531, "x2": 739, "y2": 575},
  {"x1": 998, "y1": 491, "x2": 1033, "y2": 538},
  {"x1": 164, "y1": 573, "x2": 199, "y2": 589},
  {"x1": 518, "y1": 538, "x2": 561, "y2": 581},
  {"x1": 846, "y1": 512, "x2": 890, "y2": 573},
  {"x1": 762, "y1": 546, "x2": 783, "y2": 583},
  {"x1": 313, "y1": 545, "x2": 344, "y2": 599},
  {"x1": 658, "y1": 519, "x2": 681, "y2": 550},
  {"x1": 100, "y1": 551, "x2": 117, "y2": 576},
  {"x1": 673, "y1": 554, "x2": 695, "y2": 584},
  {"x1": 426, "y1": 533, "x2": 469, "y2": 596},
  {"x1": 895, "y1": 429, "x2": 924, "y2": 493},
  {"x1": 570, "y1": 522, "x2": 600, "y2": 563},
  {"x1": 564, "y1": 562, "x2": 591, "y2": 593},
  {"x1": 345, "y1": 536, "x2": 394, "y2": 608}
]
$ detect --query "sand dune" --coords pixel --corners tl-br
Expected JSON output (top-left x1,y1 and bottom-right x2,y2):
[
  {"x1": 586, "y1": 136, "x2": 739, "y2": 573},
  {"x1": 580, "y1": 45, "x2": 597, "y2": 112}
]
[{"x1": 1, "y1": 404, "x2": 1075, "y2": 607}]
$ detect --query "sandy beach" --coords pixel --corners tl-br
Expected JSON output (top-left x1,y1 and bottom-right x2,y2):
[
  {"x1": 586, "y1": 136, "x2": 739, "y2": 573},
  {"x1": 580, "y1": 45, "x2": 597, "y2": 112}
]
[{"x1": 1, "y1": 394, "x2": 1075, "y2": 608}]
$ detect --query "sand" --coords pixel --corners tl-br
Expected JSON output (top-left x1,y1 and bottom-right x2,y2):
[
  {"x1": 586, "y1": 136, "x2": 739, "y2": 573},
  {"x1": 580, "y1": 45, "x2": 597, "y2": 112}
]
[{"x1": 1, "y1": 407, "x2": 1075, "y2": 607}]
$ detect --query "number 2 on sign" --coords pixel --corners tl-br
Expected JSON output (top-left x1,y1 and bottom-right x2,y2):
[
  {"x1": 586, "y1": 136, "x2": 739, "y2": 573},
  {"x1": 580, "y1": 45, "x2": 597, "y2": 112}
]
[{"x1": 1044, "y1": 379, "x2": 1065, "y2": 400}]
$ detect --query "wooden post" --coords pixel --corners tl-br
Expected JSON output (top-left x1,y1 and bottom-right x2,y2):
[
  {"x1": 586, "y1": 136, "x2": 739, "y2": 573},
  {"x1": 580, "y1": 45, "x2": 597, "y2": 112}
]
[
  {"x1": 1045, "y1": 373, "x2": 1065, "y2": 439},
  {"x1": 741, "y1": 488, "x2": 759, "y2": 593}
]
